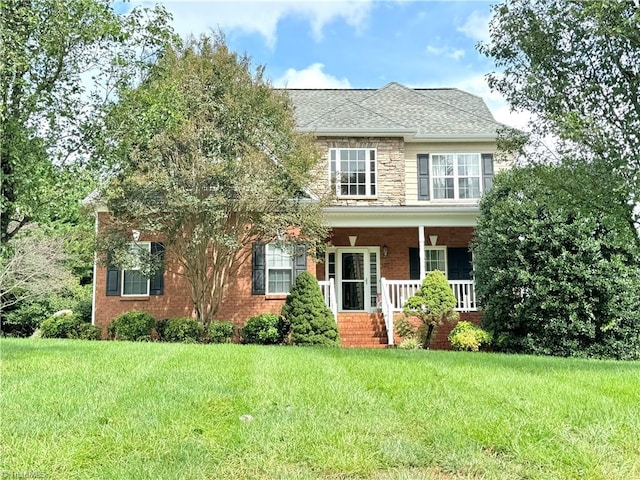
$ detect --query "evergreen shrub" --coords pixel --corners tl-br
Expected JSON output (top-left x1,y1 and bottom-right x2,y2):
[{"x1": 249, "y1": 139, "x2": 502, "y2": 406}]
[
  {"x1": 207, "y1": 320, "x2": 234, "y2": 343},
  {"x1": 160, "y1": 317, "x2": 204, "y2": 343},
  {"x1": 242, "y1": 314, "x2": 285, "y2": 345},
  {"x1": 281, "y1": 272, "x2": 339, "y2": 346},
  {"x1": 108, "y1": 310, "x2": 155, "y2": 341},
  {"x1": 448, "y1": 321, "x2": 492, "y2": 351},
  {"x1": 40, "y1": 311, "x2": 101, "y2": 340},
  {"x1": 403, "y1": 270, "x2": 459, "y2": 348}
]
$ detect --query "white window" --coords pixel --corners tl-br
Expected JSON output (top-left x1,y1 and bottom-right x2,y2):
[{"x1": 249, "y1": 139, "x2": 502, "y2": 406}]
[
  {"x1": 431, "y1": 153, "x2": 481, "y2": 200},
  {"x1": 425, "y1": 247, "x2": 447, "y2": 276},
  {"x1": 122, "y1": 242, "x2": 150, "y2": 296},
  {"x1": 329, "y1": 148, "x2": 377, "y2": 197},
  {"x1": 266, "y1": 244, "x2": 294, "y2": 294}
]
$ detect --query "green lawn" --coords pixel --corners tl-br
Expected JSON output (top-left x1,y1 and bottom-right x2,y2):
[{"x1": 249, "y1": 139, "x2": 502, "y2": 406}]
[{"x1": 1, "y1": 339, "x2": 639, "y2": 479}]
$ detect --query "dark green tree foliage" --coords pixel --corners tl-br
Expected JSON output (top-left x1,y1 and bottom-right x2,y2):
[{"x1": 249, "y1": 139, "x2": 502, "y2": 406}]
[
  {"x1": 481, "y1": 0, "x2": 640, "y2": 244},
  {"x1": 0, "y1": 0, "x2": 174, "y2": 246},
  {"x1": 473, "y1": 166, "x2": 640, "y2": 360},
  {"x1": 281, "y1": 272, "x2": 339, "y2": 346}
]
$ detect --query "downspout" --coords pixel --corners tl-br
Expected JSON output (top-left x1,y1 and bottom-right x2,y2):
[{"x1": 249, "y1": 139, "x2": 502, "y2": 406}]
[
  {"x1": 91, "y1": 212, "x2": 98, "y2": 326},
  {"x1": 418, "y1": 225, "x2": 426, "y2": 280}
]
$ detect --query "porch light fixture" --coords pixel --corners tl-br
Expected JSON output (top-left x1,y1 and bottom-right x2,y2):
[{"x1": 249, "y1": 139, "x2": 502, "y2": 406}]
[
  {"x1": 429, "y1": 235, "x2": 438, "y2": 246},
  {"x1": 132, "y1": 230, "x2": 141, "y2": 242},
  {"x1": 382, "y1": 245, "x2": 389, "y2": 257},
  {"x1": 349, "y1": 235, "x2": 357, "y2": 247}
]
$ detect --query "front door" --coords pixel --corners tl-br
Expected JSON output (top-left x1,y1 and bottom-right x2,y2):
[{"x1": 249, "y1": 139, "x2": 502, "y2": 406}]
[
  {"x1": 341, "y1": 250, "x2": 367, "y2": 310},
  {"x1": 328, "y1": 248, "x2": 379, "y2": 312}
]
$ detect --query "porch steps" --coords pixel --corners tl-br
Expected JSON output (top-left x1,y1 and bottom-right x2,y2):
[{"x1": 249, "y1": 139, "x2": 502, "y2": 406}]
[{"x1": 337, "y1": 313, "x2": 388, "y2": 348}]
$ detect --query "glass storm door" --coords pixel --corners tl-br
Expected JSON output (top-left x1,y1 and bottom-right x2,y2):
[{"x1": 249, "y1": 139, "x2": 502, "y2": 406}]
[{"x1": 341, "y1": 250, "x2": 366, "y2": 311}]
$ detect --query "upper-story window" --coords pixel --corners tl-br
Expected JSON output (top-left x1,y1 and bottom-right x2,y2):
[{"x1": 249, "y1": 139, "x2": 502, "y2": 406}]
[
  {"x1": 329, "y1": 148, "x2": 377, "y2": 197},
  {"x1": 418, "y1": 153, "x2": 493, "y2": 201}
]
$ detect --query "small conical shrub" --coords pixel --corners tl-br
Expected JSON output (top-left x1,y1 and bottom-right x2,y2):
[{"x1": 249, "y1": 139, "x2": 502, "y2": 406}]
[{"x1": 281, "y1": 272, "x2": 339, "y2": 346}]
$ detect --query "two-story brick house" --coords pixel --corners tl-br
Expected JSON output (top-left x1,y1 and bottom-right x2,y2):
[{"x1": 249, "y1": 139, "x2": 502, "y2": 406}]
[{"x1": 90, "y1": 82, "x2": 507, "y2": 348}]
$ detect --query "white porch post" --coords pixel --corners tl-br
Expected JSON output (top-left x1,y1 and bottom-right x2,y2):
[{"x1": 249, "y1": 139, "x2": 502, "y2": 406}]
[{"x1": 418, "y1": 225, "x2": 426, "y2": 280}]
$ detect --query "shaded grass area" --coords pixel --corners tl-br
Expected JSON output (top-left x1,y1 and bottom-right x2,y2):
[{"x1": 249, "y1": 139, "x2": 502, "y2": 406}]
[{"x1": 1, "y1": 338, "x2": 639, "y2": 479}]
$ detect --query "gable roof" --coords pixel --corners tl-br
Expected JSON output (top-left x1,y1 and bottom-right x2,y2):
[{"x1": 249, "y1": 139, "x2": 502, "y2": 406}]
[{"x1": 285, "y1": 82, "x2": 505, "y2": 140}]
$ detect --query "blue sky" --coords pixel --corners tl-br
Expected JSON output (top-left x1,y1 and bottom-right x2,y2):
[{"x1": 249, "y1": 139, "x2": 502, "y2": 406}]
[{"x1": 126, "y1": 1, "x2": 527, "y2": 129}]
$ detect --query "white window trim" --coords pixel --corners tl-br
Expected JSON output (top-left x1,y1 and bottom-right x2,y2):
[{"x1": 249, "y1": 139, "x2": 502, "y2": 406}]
[
  {"x1": 265, "y1": 243, "x2": 294, "y2": 295},
  {"x1": 430, "y1": 153, "x2": 482, "y2": 201},
  {"x1": 121, "y1": 241, "x2": 151, "y2": 297},
  {"x1": 424, "y1": 246, "x2": 447, "y2": 277},
  {"x1": 329, "y1": 148, "x2": 377, "y2": 198}
]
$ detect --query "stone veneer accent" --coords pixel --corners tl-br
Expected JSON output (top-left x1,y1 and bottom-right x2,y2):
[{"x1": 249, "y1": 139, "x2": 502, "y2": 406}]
[{"x1": 312, "y1": 137, "x2": 406, "y2": 206}]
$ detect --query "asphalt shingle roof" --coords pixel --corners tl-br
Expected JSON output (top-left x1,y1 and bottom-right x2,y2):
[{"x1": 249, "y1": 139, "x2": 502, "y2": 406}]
[{"x1": 285, "y1": 82, "x2": 505, "y2": 137}]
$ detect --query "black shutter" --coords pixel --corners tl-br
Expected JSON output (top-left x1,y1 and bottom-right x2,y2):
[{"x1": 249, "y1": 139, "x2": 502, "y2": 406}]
[
  {"x1": 149, "y1": 242, "x2": 165, "y2": 295},
  {"x1": 447, "y1": 247, "x2": 473, "y2": 280},
  {"x1": 252, "y1": 243, "x2": 266, "y2": 295},
  {"x1": 106, "y1": 266, "x2": 121, "y2": 296},
  {"x1": 409, "y1": 247, "x2": 420, "y2": 280},
  {"x1": 482, "y1": 153, "x2": 494, "y2": 193},
  {"x1": 417, "y1": 154, "x2": 430, "y2": 200},
  {"x1": 293, "y1": 244, "x2": 307, "y2": 280}
]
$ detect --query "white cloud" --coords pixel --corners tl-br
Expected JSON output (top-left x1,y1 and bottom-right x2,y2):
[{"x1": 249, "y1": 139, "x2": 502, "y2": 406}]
[
  {"x1": 426, "y1": 44, "x2": 465, "y2": 60},
  {"x1": 275, "y1": 63, "x2": 352, "y2": 88},
  {"x1": 152, "y1": 1, "x2": 373, "y2": 48},
  {"x1": 457, "y1": 10, "x2": 491, "y2": 43}
]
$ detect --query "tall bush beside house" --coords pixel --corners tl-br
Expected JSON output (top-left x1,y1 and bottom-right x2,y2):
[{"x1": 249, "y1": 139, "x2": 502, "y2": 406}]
[
  {"x1": 403, "y1": 270, "x2": 459, "y2": 348},
  {"x1": 40, "y1": 311, "x2": 101, "y2": 340},
  {"x1": 281, "y1": 272, "x2": 339, "y2": 346},
  {"x1": 473, "y1": 166, "x2": 640, "y2": 360}
]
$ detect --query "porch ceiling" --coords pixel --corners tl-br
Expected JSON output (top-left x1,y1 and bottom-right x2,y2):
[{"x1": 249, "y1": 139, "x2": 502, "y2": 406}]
[{"x1": 323, "y1": 205, "x2": 479, "y2": 228}]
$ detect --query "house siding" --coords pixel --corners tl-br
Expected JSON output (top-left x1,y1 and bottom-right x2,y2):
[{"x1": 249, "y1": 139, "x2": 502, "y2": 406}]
[{"x1": 404, "y1": 141, "x2": 509, "y2": 205}]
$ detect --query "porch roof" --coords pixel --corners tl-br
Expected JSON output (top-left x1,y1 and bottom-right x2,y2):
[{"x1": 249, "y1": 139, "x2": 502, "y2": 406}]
[{"x1": 323, "y1": 205, "x2": 479, "y2": 228}]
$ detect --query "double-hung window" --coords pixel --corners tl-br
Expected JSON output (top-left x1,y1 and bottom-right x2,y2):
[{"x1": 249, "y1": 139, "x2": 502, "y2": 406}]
[
  {"x1": 122, "y1": 242, "x2": 150, "y2": 296},
  {"x1": 252, "y1": 242, "x2": 307, "y2": 295},
  {"x1": 329, "y1": 148, "x2": 377, "y2": 197},
  {"x1": 431, "y1": 153, "x2": 482, "y2": 200},
  {"x1": 266, "y1": 244, "x2": 294, "y2": 294},
  {"x1": 425, "y1": 246, "x2": 447, "y2": 277}
]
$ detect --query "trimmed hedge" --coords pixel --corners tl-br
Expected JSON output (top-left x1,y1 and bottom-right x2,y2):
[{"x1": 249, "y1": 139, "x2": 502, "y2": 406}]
[
  {"x1": 40, "y1": 312, "x2": 101, "y2": 340},
  {"x1": 108, "y1": 311, "x2": 155, "y2": 341},
  {"x1": 242, "y1": 314, "x2": 285, "y2": 345},
  {"x1": 207, "y1": 320, "x2": 234, "y2": 343}
]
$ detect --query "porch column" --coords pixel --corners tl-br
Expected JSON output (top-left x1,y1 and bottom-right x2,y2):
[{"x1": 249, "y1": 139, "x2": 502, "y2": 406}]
[{"x1": 418, "y1": 225, "x2": 426, "y2": 280}]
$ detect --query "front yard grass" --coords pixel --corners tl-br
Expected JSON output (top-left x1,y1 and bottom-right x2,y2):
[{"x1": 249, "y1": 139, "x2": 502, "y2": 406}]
[{"x1": 1, "y1": 338, "x2": 639, "y2": 479}]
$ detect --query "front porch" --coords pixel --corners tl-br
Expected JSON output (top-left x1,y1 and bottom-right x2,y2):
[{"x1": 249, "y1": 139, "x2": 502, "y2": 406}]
[{"x1": 318, "y1": 277, "x2": 478, "y2": 348}]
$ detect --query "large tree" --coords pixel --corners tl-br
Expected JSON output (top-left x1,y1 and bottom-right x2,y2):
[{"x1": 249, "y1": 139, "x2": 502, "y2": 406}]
[
  {"x1": 481, "y1": 0, "x2": 640, "y2": 243},
  {"x1": 98, "y1": 35, "x2": 327, "y2": 326},
  {"x1": 472, "y1": 165, "x2": 640, "y2": 360},
  {"x1": 0, "y1": 0, "x2": 174, "y2": 247}
]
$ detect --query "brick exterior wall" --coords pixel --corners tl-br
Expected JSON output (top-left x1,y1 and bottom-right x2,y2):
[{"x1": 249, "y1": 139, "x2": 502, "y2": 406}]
[{"x1": 316, "y1": 226, "x2": 474, "y2": 281}]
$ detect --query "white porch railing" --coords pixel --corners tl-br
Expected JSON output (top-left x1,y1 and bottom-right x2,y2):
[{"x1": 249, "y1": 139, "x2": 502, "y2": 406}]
[
  {"x1": 379, "y1": 277, "x2": 478, "y2": 345},
  {"x1": 318, "y1": 278, "x2": 338, "y2": 322}
]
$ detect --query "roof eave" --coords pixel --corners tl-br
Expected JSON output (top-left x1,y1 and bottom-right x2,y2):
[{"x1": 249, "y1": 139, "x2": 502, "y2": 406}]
[{"x1": 297, "y1": 127, "x2": 499, "y2": 142}]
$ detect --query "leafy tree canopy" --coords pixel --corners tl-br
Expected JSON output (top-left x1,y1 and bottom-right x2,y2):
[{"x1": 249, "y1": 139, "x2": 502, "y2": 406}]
[
  {"x1": 481, "y1": 0, "x2": 640, "y2": 238},
  {"x1": 98, "y1": 35, "x2": 328, "y2": 325},
  {"x1": 0, "y1": 0, "x2": 174, "y2": 246}
]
